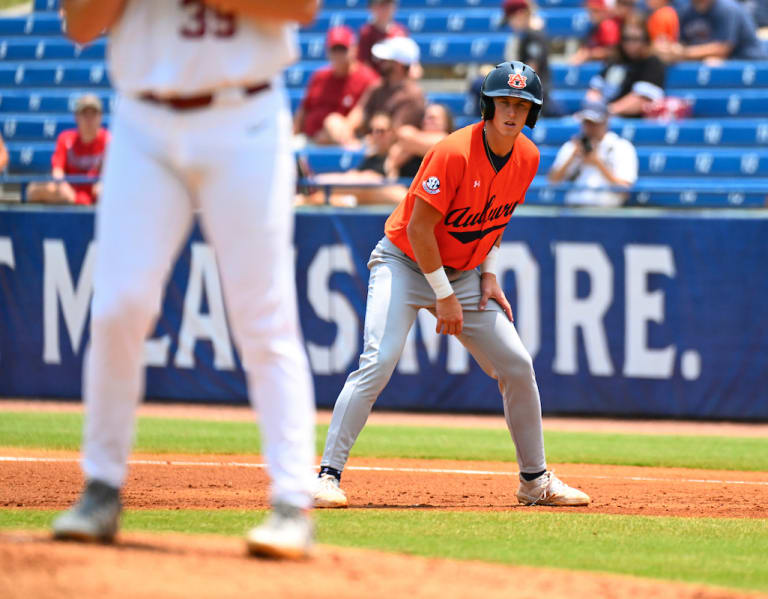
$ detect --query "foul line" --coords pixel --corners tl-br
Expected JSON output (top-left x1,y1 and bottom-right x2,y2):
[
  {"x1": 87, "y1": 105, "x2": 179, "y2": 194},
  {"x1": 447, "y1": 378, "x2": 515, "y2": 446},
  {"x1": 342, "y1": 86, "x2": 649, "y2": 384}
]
[{"x1": 2, "y1": 456, "x2": 767, "y2": 487}]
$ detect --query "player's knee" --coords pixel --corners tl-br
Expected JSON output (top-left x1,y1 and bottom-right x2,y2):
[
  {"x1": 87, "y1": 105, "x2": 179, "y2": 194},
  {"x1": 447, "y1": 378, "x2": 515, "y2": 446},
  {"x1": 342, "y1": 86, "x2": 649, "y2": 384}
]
[
  {"x1": 90, "y1": 284, "x2": 160, "y2": 333},
  {"x1": 498, "y1": 352, "x2": 536, "y2": 385}
]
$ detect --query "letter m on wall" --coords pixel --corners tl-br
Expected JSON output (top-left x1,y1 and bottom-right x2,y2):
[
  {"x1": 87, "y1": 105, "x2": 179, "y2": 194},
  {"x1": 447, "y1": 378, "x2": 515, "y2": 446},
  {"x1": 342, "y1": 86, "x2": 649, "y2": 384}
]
[{"x1": 43, "y1": 240, "x2": 95, "y2": 364}]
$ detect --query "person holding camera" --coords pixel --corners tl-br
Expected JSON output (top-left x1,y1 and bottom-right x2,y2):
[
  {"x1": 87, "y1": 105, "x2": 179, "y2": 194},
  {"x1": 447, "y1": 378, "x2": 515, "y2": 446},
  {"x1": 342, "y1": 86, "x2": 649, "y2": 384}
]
[{"x1": 547, "y1": 99, "x2": 637, "y2": 207}]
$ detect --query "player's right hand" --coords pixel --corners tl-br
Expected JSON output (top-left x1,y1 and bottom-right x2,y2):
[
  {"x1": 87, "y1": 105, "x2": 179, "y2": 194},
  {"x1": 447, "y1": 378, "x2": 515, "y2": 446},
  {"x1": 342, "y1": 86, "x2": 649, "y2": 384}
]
[{"x1": 436, "y1": 294, "x2": 463, "y2": 336}]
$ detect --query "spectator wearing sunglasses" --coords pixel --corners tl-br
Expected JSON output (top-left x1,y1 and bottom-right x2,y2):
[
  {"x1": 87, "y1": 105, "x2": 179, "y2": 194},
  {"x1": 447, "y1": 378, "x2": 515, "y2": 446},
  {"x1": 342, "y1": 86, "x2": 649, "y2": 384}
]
[
  {"x1": 300, "y1": 112, "x2": 409, "y2": 206},
  {"x1": 587, "y1": 16, "x2": 666, "y2": 117}
]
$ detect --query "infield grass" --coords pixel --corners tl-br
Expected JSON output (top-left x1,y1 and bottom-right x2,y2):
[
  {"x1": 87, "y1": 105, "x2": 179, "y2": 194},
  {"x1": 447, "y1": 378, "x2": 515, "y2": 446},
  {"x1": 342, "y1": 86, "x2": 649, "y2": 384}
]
[
  {"x1": 1, "y1": 508, "x2": 766, "y2": 592},
  {"x1": 1, "y1": 411, "x2": 767, "y2": 471}
]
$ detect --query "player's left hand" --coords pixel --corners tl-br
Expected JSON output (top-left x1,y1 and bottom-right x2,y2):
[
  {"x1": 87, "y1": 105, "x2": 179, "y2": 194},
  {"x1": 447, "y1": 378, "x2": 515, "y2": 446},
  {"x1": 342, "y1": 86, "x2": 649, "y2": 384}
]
[{"x1": 479, "y1": 273, "x2": 513, "y2": 322}]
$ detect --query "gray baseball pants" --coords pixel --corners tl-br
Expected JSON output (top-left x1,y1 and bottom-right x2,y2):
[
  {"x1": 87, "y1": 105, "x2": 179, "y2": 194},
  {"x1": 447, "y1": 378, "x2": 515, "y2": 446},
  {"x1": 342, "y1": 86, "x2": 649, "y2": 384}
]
[{"x1": 320, "y1": 236, "x2": 547, "y2": 474}]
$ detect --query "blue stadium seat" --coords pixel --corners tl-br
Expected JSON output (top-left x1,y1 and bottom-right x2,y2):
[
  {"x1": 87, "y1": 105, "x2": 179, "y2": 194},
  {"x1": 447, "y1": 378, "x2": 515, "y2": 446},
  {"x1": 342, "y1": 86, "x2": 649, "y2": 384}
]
[
  {"x1": 292, "y1": 145, "x2": 768, "y2": 177},
  {"x1": 0, "y1": 38, "x2": 106, "y2": 61},
  {"x1": 2, "y1": 87, "x2": 765, "y2": 119},
  {"x1": 4, "y1": 113, "x2": 766, "y2": 149},
  {"x1": 0, "y1": 90, "x2": 115, "y2": 114},
  {"x1": 6, "y1": 8, "x2": 588, "y2": 39},
  {"x1": 285, "y1": 60, "x2": 768, "y2": 90},
  {"x1": 0, "y1": 14, "x2": 62, "y2": 36},
  {"x1": 304, "y1": 8, "x2": 588, "y2": 37},
  {"x1": 1, "y1": 114, "x2": 113, "y2": 140},
  {"x1": 299, "y1": 32, "x2": 512, "y2": 62},
  {"x1": 0, "y1": 62, "x2": 111, "y2": 88},
  {"x1": 33, "y1": 0, "x2": 586, "y2": 11},
  {"x1": 551, "y1": 61, "x2": 768, "y2": 89},
  {"x1": 527, "y1": 118, "x2": 768, "y2": 147},
  {"x1": 526, "y1": 177, "x2": 768, "y2": 207},
  {"x1": 34, "y1": 0, "x2": 57, "y2": 10}
]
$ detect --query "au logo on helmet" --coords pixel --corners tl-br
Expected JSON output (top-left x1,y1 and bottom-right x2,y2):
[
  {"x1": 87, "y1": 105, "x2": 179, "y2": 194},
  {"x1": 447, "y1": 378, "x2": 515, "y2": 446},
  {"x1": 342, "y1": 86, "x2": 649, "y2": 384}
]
[{"x1": 508, "y1": 73, "x2": 527, "y2": 89}]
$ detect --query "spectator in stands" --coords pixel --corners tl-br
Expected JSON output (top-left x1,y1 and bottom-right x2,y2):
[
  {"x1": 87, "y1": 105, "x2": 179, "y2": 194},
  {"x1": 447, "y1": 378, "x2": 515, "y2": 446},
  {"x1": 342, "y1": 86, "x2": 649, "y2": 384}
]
[
  {"x1": 27, "y1": 94, "x2": 109, "y2": 205},
  {"x1": 358, "y1": 0, "x2": 408, "y2": 74},
  {"x1": 324, "y1": 36, "x2": 425, "y2": 149},
  {"x1": 613, "y1": 0, "x2": 638, "y2": 24},
  {"x1": 0, "y1": 133, "x2": 8, "y2": 173},
  {"x1": 300, "y1": 112, "x2": 408, "y2": 206},
  {"x1": 588, "y1": 16, "x2": 666, "y2": 117},
  {"x1": 569, "y1": 0, "x2": 622, "y2": 65},
  {"x1": 548, "y1": 99, "x2": 638, "y2": 207},
  {"x1": 386, "y1": 103, "x2": 454, "y2": 179},
  {"x1": 646, "y1": 0, "x2": 680, "y2": 43},
  {"x1": 501, "y1": 0, "x2": 563, "y2": 116},
  {"x1": 294, "y1": 26, "x2": 379, "y2": 145},
  {"x1": 742, "y1": 0, "x2": 768, "y2": 35},
  {"x1": 656, "y1": 0, "x2": 766, "y2": 62}
]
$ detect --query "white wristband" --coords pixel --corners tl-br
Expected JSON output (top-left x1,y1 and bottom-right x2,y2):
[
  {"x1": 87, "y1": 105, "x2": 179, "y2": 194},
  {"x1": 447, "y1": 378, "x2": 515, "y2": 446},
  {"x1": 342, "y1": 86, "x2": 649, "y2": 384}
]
[
  {"x1": 424, "y1": 267, "x2": 454, "y2": 300},
  {"x1": 480, "y1": 245, "x2": 500, "y2": 277}
]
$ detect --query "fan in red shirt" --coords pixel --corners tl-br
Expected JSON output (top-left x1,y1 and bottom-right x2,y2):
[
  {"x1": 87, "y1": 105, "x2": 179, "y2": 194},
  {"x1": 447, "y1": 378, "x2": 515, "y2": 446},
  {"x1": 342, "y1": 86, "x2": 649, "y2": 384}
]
[
  {"x1": 27, "y1": 94, "x2": 110, "y2": 205},
  {"x1": 569, "y1": 0, "x2": 622, "y2": 64},
  {"x1": 357, "y1": 0, "x2": 409, "y2": 73},
  {"x1": 294, "y1": 26, "x2": 379, "y2": 144}
]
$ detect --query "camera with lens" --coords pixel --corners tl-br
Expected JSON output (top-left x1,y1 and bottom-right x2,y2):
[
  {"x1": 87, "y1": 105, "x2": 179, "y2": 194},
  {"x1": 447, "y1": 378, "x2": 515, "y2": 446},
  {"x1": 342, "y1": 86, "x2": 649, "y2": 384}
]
[{"x1": 580, "y1": 134, "x2": 593, "y2": 154}]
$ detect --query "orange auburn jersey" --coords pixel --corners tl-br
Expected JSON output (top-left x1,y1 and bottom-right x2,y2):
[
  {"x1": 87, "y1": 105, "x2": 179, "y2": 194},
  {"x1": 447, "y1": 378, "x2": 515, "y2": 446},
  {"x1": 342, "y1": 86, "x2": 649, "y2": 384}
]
[{"x1": 385, "y1": 121, "x2": 540, "y2": 271}]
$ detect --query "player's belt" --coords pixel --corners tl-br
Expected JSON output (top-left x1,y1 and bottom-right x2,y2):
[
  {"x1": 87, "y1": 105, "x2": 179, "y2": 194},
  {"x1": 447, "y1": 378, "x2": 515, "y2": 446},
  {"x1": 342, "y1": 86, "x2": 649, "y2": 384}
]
[{"x1": 139, "y1": 82, "x2": 271, "y2": 111}]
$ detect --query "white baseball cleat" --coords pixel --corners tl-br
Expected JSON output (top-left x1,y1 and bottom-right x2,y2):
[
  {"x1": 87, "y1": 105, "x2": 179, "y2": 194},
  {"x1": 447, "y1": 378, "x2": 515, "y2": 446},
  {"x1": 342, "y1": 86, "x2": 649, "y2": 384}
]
[
  {"x1": 246, "y1": 502, "x2": 314, "y2": 560},
  {"x1": 314, "y1": 473, "x2": 348, "y2": 508},
  {"x1": 516, "y1": 471, "x2": 590, "y2": 506}
]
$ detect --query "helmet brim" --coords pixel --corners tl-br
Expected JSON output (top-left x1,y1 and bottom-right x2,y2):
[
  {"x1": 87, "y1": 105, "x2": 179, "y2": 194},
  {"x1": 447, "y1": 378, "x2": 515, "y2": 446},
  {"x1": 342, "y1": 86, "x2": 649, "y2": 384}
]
[{"x1": 482, "y1": 89, "x2": 543, "y2": 105}]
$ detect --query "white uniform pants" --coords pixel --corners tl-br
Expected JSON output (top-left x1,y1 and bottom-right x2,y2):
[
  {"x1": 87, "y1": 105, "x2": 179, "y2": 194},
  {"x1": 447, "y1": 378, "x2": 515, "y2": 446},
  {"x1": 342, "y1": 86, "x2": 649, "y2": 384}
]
[
  {"x1": 321, "y1": 237, "x2": 547, "y2": 474},
  {"x1": 83, "y1": 84, "x2": 315, "y2": 509}
]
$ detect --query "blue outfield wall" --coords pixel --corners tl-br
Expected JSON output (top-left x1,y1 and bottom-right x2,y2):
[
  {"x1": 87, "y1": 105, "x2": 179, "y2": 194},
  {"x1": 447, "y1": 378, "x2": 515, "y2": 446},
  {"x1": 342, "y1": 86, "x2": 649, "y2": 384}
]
[{"x1": 0, "y1": 206, "x2": 766, "y2": 420}]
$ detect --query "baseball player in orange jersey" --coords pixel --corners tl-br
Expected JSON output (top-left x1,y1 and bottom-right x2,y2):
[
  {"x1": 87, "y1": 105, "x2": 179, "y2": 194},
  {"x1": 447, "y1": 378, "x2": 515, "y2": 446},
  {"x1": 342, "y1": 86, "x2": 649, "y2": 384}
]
[
  {"x1": 315, "y1": 62, "x2": 590, "y2": 509},
  {"x1": 52, "y1": 0, "x2": 318, "y2": 559}
]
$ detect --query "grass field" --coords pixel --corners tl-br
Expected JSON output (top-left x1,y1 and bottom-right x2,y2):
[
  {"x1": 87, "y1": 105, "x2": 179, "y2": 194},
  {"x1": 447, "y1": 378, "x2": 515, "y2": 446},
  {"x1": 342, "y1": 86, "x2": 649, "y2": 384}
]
[
  {"x1": 1, "y1": 410, "x2": 766, "y2": 594},
  {"x1": 2, "y1": 411, "x2": 768, "y2": 471},
  {"x1": 1, "y1": 509, "x2": 767, "y2": 592}
]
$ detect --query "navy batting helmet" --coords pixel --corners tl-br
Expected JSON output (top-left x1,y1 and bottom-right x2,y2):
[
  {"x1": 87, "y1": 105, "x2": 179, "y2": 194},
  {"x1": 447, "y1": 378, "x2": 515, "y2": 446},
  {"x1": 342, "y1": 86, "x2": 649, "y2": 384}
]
[{"x1": 479, "y1": 61, "x2": 543, "y2": 129}]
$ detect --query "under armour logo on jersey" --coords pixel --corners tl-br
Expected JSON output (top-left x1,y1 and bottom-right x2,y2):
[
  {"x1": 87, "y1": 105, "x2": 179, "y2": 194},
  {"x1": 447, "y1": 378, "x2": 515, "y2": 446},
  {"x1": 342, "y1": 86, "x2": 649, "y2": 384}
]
[
  {"x1": 422, "y1": 176, "x2": 441, "y2": 195},
  {"x1": 473, "y1": 180, "x2": 481, "y2": 188},
  {"x1": 508, "y1": 73, "x2": 527, "y2": 89}
]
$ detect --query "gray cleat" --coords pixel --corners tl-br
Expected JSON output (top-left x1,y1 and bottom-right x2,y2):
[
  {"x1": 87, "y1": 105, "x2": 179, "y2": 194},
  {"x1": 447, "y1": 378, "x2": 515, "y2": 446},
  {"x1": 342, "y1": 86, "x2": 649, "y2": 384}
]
[
  {"x1": 246, "y1": 502, "x2": 314, "y2": 560},
  {"x1": 52, "y1": 479, "x2": 122, "y2": 543}
]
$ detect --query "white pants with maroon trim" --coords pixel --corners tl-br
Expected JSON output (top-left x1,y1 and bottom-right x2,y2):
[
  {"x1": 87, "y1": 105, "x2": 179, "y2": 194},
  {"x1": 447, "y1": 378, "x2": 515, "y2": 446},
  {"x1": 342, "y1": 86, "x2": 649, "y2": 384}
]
[{"x1": 82, "y1": 82, "x2": 315, "y2": 510}]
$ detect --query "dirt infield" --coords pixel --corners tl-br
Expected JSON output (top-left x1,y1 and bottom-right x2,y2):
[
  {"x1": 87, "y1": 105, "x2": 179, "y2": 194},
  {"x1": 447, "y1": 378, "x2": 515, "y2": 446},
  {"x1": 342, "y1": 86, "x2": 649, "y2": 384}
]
[
  {"x1": 2, "y1": 449, "x2": 767, "y2": 518},
  {"x1": 2, "y1": 401, "x2": 767, "y2": 598},
  {"x1": 0, "y1": 531, "x2": 763, "y2": 599}
]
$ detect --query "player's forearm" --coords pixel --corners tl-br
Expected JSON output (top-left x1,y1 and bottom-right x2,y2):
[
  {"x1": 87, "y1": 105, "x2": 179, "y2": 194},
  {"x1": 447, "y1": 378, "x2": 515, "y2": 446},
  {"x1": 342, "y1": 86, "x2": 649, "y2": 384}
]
[
  {"x1": 407, "y1": 220, "x2": 444, "y2": 274},
  {"x1": 61, "y1": 0, "x2": 127, "y2": 44},
  {"x1": 683, "y1": 41, "x2": 730, "y2": 60},
  {"x1": 204, "y1": 0, "x2": 318, "y2": 25},
  {"x1": 0, "y1": 145, "x2": 8, "y2": 171}
]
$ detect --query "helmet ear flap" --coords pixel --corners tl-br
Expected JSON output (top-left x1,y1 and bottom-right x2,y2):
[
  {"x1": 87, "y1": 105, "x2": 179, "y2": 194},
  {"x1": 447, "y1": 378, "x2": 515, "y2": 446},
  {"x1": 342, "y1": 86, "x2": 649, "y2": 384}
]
[
  {"x1": 525, "y1": 103, "x2": 541, "y2": 129},
  {"x1": 480, "y1": 95, "x2": 494, "y2": 120}
]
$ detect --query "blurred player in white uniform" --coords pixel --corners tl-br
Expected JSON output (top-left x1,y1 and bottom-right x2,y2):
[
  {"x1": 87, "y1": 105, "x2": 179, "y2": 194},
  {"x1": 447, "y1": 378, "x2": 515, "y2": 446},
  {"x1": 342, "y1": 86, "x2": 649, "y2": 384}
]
[{"x1": 52, "y1": 0, "x2": 318, "y2": 560}]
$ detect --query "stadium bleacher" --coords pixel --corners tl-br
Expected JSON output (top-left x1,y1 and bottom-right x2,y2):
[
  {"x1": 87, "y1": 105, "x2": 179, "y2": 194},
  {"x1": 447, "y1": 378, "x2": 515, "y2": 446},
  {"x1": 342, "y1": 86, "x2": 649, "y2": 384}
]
[{"x1": 1, "y1": 1, "x2": 767, "y2": 207}]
